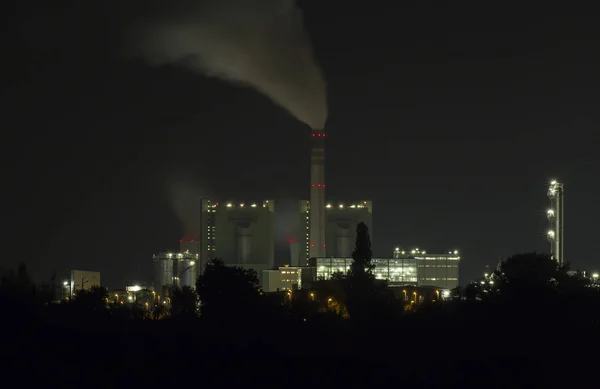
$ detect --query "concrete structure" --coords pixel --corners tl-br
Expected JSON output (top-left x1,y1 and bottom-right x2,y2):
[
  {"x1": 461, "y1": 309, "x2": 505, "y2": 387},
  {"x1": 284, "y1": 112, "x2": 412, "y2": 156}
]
[
  {"x1": 547, "y1": 180, "x2": 564, "y2": 265},
  {"x1": 178, "y1": 199, "x2": 275, "y2": 272},
  {"x1": 70, "y1": 270, "x2": 100, "y2": 297},
  {"x1": 309, "y1": 129, "x2": 327, "y2": 259},
  {"x1": 153, "y1": 252, "x2": 199, "y2": 297},
  {"x1": 295, "y1": 200, "x2": 373, "y2": 266}
]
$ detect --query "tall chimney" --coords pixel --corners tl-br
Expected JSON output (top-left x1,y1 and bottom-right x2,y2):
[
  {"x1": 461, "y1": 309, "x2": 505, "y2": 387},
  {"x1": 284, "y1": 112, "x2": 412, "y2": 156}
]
[{"x1": 309, "y1": 129, "x2": 326, "y2": 258}]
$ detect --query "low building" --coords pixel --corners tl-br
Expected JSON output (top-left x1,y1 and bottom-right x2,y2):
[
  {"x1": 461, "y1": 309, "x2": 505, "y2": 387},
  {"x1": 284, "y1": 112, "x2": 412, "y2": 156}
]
[
  {"x1": 312, "y1": 257, "x2": 417, "y2": 285},
  {"x1": 261, "y1": 265, "x2": 318, "y2": 292},
  {"x1": 310, "y1": 248, "x2": 460, "y2": 291}
]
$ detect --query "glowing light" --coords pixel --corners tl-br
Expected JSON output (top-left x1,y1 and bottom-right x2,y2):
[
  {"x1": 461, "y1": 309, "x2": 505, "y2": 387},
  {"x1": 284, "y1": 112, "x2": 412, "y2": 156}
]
[
  {"x1": 547, "y1": 230, "x2": 555, "y2": 236},
  {"x1": 251, "y1": 204, "x2": 257, "y2": 207},
  {"x1": 226, "y1": 203, "x2": 232, "y2": 208},
  {"x1": 63, "y1": 281, "x2": 68, "y2": 286},
  {"x1": 593, "y1": 273, "x2": 599, "y2": 279},
  {"x1": 129, "y1": 285, "x2": 141, "y2": 292},
  {"x1": 550, "y1": 180, "x2": 557, "y2": 185},
  {"x1": 442, "y1": 290, "x2": 450, "y2": 298},
  {"x1": 326, "y1": 204, "x2": 332, "y2": 208},
  {"x1": 311, "y1": 244, "x2": 315, "y2": 247},
  {"x1": 240, "y1": 203, "x2": 244, "y2": 207},
  {"x1": 189, "y1": 261, "x2": 195, "y2": 266},
  {"x1": 339, "y1": 204, "x2": 344, "y2": 208},
  {"x1": 454, "y1": 250, "x2": 458, "y2": 255},
  {"x1": 179, "y1": 239, "x2": 183, "y2": 243}
]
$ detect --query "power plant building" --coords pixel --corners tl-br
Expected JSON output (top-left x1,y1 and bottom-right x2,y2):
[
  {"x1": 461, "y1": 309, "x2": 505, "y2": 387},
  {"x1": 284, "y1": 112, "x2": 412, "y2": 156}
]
[
  {"x1": 177, "y1": 199, "x2": 275, "y2": 271},
  {"x1": 294, "y1": 201, "x2": 373, "y2": 266}
]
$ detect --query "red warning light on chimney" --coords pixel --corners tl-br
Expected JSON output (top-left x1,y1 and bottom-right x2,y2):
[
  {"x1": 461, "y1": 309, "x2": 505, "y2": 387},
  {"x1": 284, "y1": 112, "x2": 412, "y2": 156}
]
[
  {"x1": 179, "y1": 239, "x2": 183, "y2": 243},
  {"x1": 311, "y1": 243, "x2": 315, "y2": 248},
  {"x1": 323, "y1": 244, "x2": 327, "y2": 247}
]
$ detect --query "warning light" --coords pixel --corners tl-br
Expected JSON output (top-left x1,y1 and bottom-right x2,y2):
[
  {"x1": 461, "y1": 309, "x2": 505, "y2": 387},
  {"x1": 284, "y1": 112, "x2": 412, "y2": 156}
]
[
  {"x1": 311, "y1": 244, "x2": 315, "y2": 247},
  {"x1": 179, "y1": 239, "x2": 183, "y2": 243},
  {"x1": 323, "y1": 244, "x2": 326, "y2": 247},
  {"x1": 289, "y1": 239, "x2": 294, "y2": 244},
  {"x1": 312, "y1": 184, "x2": 315, "y2": 187}
]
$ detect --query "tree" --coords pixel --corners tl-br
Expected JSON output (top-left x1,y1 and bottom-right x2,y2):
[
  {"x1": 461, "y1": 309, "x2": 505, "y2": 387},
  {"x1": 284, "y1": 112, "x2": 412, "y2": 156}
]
[
  {"x1": 499, "y1": 252, "x2": 558, "y2": 288},
  {"x1": 195, "y1": 258, "x2": 260, "y2": 320},
  {"x1": 72, "y1": 285, "x2": 109, "y2": 311},
  {"x1": 170, "y1": 286, "x2": 198, "y2": 318},
  {"x1": 346, "y1": 222, "x2": 378, "y2": 323}
]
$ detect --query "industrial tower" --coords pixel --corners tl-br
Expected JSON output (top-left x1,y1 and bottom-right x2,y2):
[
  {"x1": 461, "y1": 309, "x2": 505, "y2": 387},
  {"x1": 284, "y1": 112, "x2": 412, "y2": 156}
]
[
  {"x1": 310, "y1": 129, "x2": 326, "y2": 258},
  {"x1": 547, "y1": 180, "x2": 564, "y2": 265}
]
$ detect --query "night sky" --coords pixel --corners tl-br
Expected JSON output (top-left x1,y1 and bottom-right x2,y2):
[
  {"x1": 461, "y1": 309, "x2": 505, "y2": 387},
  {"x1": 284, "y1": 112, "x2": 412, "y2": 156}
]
[{"x1": 3, "y1": 2, "x2": 599, "y2": 288}]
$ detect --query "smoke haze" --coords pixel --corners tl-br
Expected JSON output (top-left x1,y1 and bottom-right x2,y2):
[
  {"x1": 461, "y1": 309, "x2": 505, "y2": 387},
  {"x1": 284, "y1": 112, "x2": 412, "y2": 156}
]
[
  {"x1": 165, "y1": 171, "x2": 213, "y2": 238},
  {"x1": 128, "y1": 0, "x2": 327, "y2": 129}
]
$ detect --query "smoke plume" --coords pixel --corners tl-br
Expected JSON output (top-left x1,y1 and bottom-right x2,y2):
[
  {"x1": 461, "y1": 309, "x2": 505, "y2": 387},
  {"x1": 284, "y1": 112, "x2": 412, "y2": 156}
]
[{"x1": 128, "y1": 0, "x2": 327, "y2": 129}]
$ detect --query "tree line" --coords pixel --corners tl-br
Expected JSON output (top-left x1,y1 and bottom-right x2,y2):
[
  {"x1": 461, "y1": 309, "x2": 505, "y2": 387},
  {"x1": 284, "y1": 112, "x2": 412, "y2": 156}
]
[{"x1": 3, "y1": 222, "x2": 600, "y2": 330}]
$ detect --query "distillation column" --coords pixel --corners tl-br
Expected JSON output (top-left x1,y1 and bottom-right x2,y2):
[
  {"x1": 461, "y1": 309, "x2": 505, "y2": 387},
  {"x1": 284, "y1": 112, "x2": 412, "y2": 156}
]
[
  {"x1": 309, "y1": 129, "x2": 326, "y2": 258},
  {"x1": 547, "y1": 180, "x2": 564, "y2": 266}
]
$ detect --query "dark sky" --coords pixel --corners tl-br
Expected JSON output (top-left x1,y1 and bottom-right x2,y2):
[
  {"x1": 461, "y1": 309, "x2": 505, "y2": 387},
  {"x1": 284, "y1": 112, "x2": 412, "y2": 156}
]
[{"x1": 3, "y1": 1, "x2": 599, "y2": 288}]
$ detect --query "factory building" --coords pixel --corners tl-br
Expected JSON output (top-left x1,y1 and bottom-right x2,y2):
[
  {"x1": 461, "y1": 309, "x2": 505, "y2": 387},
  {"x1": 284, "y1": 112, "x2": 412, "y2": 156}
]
[
  {"x1": 294, "y1": 201, "x2": 373, "y2": 266},
  {"x1": 311, "y1": 248, "x2": 460, "y2": 291},
  {"x1": 178, "y1": 199, "x2": 275, "y2": 272},
  {"x1": 410, "y1": 250, "x2": 460, "y2": 290}
]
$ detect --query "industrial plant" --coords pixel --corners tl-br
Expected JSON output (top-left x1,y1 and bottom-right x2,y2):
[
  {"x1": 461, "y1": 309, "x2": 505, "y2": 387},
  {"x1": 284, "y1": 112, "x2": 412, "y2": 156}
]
[{"x1": 150, "y1": 127, "x2": 463, "y2": 296}]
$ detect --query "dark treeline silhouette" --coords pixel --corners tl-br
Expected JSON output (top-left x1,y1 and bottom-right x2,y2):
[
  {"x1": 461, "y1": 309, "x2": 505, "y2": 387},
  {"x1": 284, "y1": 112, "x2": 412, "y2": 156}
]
[{"x1": 3, "y1": 223, "x2": 600, "y2": 386}]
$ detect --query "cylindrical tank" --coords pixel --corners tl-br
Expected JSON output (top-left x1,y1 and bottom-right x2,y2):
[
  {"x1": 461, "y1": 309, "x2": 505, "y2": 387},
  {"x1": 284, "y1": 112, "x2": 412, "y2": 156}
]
[
  {"x1": 236, "y1": 223, "x2": 252, "y2": 264},
  {"x1": 179, "y1": 258, "x2": 197, "y2": 288},
  {"x1": 154, "y1": 256, "x2": 174, "y2": 297},
  {"x1": 336, "y1": 224, "x2": 350, "y2": 258}
]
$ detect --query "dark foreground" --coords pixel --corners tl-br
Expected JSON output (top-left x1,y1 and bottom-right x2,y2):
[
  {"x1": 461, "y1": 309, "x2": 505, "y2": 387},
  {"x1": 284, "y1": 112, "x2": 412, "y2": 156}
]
[{"x1": 6, "y1": 302, "x2": 599, "y2": 388}]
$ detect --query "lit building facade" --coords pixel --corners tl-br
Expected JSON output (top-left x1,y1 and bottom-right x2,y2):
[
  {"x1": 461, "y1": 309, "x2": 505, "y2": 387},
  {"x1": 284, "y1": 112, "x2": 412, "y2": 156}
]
[
  {"x1": 312, "y1": 248, "x2": 460, "y2": 290},
  {"x1": 413, "y1": 251, "x2": 460, "y2": 290},
  {"x1": 262, "y1": 266, "x2": 303, "y2": 292},
  {"x1": 314, "y1": 257, "x2": 416, "y2": 284},
  {"x1": 294, "y1": 201, "x2": 373, "y2": 266}
]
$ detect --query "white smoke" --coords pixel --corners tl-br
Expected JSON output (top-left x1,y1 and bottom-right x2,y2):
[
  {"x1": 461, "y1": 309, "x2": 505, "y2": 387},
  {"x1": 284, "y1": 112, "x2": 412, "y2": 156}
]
[{"x1": 128, "y1": 0, "x2": 327, "y2": 129}]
